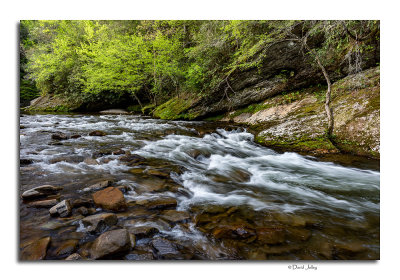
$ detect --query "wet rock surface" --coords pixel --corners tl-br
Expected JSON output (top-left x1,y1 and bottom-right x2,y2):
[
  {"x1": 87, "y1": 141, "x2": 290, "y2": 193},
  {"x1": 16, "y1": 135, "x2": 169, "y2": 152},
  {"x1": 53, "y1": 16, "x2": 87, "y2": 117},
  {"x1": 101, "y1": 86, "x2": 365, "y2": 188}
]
[
  {"x1": 21, "y1": 236, "x2": 51, "y2": 260},
  {"x1": 92, "y1": 187, "x2": 127, "y2": 211},
  {"x1": 90, "y1": 229, "x2": 133, "y2": 259}
]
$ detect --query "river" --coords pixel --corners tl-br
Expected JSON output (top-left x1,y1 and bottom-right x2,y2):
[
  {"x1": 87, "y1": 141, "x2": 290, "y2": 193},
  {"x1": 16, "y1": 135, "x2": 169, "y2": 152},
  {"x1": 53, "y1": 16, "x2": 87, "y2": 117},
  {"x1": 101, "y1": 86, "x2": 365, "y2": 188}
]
[{"x1": 19, "y1": 113, "x2": 380, "y2": 260}]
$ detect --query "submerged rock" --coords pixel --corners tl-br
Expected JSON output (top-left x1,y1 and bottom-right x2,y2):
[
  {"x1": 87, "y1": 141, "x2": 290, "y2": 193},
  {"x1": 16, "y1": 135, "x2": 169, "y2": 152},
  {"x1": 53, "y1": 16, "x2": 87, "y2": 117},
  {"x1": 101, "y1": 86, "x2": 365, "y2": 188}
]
[
  {"x1": 135, "y1": 197, "x2": 177, "y2": 210},
  {"x1": 26, "y1": 198, "x2": 58, "y2": 208},
  {"x1": 83, "y1": 157, "x2": 99, "y2": 165},
  {"x1": 90, "y1": 229, "x2": 133, "y2": 259},
  {"x1": 160, "y1": 210, "x2": 190, "y2": 224},
  {"x1": 212, "y1": 225, "x2": 256, "y2": 240},
  {"x1": 256, "y1": 227, "x2": 286, "y2": 244},
  {"x1": 21, "y1": 185, "x2": 63, "y2": 201},
  {"x1": 53, "y1": 239, "x2": 79, "y2": 258},
  {"x1": 119, "y1": 154, "x2": 146, "y2": 165},
  {"x1": 92, "y1": 187, "x2": 126, "y2": 211},
  {"x1": 20, "y1": 236, "x2": 51, "y2": 260}
]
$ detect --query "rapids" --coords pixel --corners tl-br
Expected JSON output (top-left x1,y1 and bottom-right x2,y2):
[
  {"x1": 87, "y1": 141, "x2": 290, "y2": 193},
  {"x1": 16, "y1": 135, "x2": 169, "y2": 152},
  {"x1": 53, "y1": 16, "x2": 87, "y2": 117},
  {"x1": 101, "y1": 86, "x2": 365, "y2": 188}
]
[{"x1": 19, "y1": 113, "x2": 380, "y2": 260}]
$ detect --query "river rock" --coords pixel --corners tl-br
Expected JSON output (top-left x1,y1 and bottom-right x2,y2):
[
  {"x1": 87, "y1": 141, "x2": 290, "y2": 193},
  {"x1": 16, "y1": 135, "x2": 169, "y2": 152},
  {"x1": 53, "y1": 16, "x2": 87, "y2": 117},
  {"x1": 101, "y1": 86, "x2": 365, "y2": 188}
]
[
  {"x1": 20, "y1": 236, "x2": 51, "y2": 260},
  {"x1": 134, "y1": 177, "x2": 167, "y2": 193},
  {"x1": 151, "y1": 238, "x2": 182, "y2": 259},
  {"x1": 160, "y1": 210, "x2": 190, "y2": 223},
  {"x1": 145, "y1": 169, "x2": 170, "y2": 178},
  {"x1": 82, "y1": 180, "x2": 113, "y2": 192},
  {"x1": 119, "y1": 154, "x2": 146, "y2": 165},
  {"x1": 53, "y1": 239, "x2": 79, "y2": 258},
  {"x1": 135, "y1": 197, "x2": 177, "y2": 210},
  {"x1": 212, "y1": 225, "x2": 256, "y2": 240},
  {"x1": 21, "y1": 185, "x2": 63, "y2": 201},
  {"x1": 126, "y1": 226, "x2": 159, "y2": 239},
  {"x1": 92, "y1": 187, "x2": 126, "y2": 211},
  {"x1": 71, "y1": 197, "x2": 94, "y2": 208},
  {"x1": 83, "y1": 157, "x2": 99, "y2": 165},
  {"x1": 70, "y1": 134, "x2": 81, "y2": 139},
  {"x1": 51, "y1": 132, "x2": 68, "y2": 140},
  {"x1": 90, "y1": 229, "x2": 133, "y2": 259},
  {"x1": 76, "y1": 206, "x2": 96, "y2": 216},
  {"x1": 26, "y1": 198, "x2": 59, "y2": 208},
  {"x1": 99, "y1": 109, "x2": 129, "y2": 115},
  {"x1": 116, "y1": 185, "x2": 129, "y2": 194},
  {"x1": 81, "y1": 213, "x2": 118, "y2": 233},
  {"x1": 256, "y1": 227, "x2": 285, "y2": 244},
  {"x1": 49, "y1": 200, "x2": 72, "y2": 217},
  {"x1": 65, "y1": 253, "x2": 83, "y2": 260},
  {"x1": 125, "y1": 252, "x2": 154, "y2": 260},
  {"x1": 89, "y1": 130, "x2": 107, "y2": 137},
  {"x1": 20, "y1": 159, "x2": 33, "y2": 165},
  {"x1": 112, "y1": 148, "x2": 126, "y2": 155}
]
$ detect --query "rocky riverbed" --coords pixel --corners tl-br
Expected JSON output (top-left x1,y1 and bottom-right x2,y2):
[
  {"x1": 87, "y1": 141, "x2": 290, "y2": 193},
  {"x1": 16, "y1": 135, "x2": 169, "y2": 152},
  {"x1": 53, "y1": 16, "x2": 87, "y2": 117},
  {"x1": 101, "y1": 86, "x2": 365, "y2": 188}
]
[{"x1": 19, "y1": 113, "x2": 380, "y2": 260}]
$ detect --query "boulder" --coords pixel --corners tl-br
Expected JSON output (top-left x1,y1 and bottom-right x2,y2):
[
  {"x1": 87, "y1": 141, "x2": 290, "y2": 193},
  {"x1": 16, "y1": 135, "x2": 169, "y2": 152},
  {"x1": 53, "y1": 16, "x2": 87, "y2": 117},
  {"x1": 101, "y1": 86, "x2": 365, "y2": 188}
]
[
  {"x1": 21, "y1": 185, "x2": 63, "y2": 201},
  {"x1": 20, "y1": 236, "x2": 51, "y2": 260},
  {"x1": 82, "y1": 180, "x2": 113, "y2": 192},
  {"x1": 49, "y1": 200, "x2": 72, "y2": 217},
  {"x1": 89, "y1": 130, "x2": 107, "y2": 137},
  {"x1": 51, "y1": 132, "x2": 68, "y2": 140},
  {"x1": 90, "y1": 229, "x2": 133, "y2": 259},
  {"x1": 81, "y1": 213, "x2": 118, "y2": 233},
  {"x1": 126, "y1": 226, "x2": 159, "y2": 239},
  {"x1": 160, "y1": 210, "x2": 190, "y2": 224},
  {"x1": 92, "y1": 187, "x2": 126, "y2": 211},
  {"x1": 151, "y1": 238, "x2": 182, "y2": 259},
  {"x1": 135, "y1": 197, "x2": 177, "y2": 210},
  {"x1": 70, "y1": 134, "x2": 81, "y2": 139}
]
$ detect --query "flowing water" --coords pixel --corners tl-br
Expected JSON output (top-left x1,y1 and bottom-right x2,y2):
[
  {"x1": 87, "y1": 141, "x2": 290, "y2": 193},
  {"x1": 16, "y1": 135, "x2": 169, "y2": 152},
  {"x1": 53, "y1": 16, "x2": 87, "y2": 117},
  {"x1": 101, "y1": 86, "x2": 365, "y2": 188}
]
[{"x1": 19, "y1": 113, "x2": 380, "y2": 260}]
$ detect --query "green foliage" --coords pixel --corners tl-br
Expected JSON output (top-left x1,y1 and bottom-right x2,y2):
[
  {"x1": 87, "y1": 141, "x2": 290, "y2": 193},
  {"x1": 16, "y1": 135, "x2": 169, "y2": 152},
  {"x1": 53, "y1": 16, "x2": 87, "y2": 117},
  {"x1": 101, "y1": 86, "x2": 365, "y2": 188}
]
[{"x1": 22, "y1": 20, "x2": 379, "y2": 112}]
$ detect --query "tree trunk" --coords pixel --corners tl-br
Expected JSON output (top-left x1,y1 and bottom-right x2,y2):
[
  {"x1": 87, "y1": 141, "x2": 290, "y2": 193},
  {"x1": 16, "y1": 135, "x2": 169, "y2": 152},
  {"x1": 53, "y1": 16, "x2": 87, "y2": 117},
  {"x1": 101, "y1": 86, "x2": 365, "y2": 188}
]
[
  {"x1": 302, "y1": 40, "x2": 334, "y2": 138},
  {"x1": 132, "y1": 92, "x2": 143, "y2": 109}
]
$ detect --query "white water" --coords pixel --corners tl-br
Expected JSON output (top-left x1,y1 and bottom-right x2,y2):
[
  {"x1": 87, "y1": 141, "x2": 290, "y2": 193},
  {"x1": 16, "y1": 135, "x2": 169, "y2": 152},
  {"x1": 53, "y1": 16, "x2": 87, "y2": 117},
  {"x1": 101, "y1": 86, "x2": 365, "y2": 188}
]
[{"x1": 20, "y1": 113, "x2": 380, "y2": 259}]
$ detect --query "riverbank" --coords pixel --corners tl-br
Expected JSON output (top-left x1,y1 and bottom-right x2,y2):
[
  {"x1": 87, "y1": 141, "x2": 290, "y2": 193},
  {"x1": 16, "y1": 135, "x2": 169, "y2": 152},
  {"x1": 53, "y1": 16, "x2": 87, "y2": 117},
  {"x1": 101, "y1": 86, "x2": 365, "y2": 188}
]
[{"x1": 24, "y1": 66, "x2": 380, "y2": 160}]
